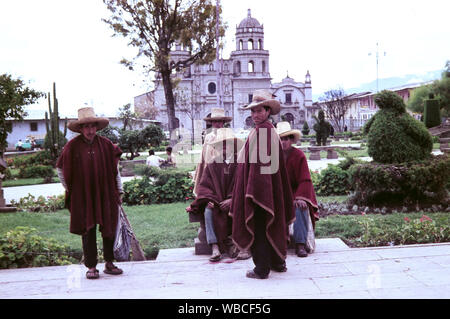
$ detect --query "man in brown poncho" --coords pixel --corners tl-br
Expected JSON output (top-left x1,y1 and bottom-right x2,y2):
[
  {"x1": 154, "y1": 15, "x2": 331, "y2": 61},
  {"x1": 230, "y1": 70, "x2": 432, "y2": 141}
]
[
  {"x1": 56, "y1": 107, "x2": 124, "y2": 279},
  {"x1": 231, "y1": 90, "x2": 295, "y2": 279},
  {"x1": 187, "y1": 128, "x2": 244, "y2": 261}
]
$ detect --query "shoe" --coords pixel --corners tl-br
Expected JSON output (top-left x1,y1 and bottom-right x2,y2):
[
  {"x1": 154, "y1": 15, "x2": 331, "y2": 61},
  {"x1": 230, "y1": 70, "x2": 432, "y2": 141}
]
[
  {"x1": 246, "y1": 270, "x2": 268, "y2": 279},
  {"x1": 103, "y1": 263, "x2": 123, "y2": 275},
  {"x1": 270, "y1": 263, "x2": 287, "y2": 272},
  {"x1": 296, "y1": 244, "x2": 308, "y2": 258},
  {"x1": 86, "y1": 269, "x2": 99, "y2": 279},
  {"x1": 209, "y1": 253, "x2": 222, "y2": 262},
  {"x1": 236, "y1": 251, "x2": 251, "y2": 260}
]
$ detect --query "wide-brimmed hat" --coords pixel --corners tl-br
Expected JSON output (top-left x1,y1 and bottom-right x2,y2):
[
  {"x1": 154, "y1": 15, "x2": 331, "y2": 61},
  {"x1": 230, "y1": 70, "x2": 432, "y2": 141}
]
[
  {"x1": 203, "y1": 108, "x2": 232, "y2": 122},
  {"x1": 276, "y1": 121, "x2": 302, "y2": 142},
  {"x1": 242, "y1": 89, "x2": 280, "y2": 115},
  {"x1": 209, "y1": 128, "x2": 245, "y2": 151},
  {"x1": 67, "y1": 107, "x2": 109, "y2": 133}
]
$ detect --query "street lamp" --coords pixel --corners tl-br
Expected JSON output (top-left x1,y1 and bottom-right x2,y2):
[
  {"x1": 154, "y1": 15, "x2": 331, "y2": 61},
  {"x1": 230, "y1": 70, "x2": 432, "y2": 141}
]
[{"x1": 368, "y1": 42, "x2": 386, "y2": 92}]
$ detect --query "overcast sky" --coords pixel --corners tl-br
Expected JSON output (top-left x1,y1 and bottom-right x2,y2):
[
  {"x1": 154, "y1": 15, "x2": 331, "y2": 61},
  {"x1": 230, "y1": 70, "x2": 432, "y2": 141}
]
[{"x1": 1, "y1": 0, "x2": 449, "y2": 117}]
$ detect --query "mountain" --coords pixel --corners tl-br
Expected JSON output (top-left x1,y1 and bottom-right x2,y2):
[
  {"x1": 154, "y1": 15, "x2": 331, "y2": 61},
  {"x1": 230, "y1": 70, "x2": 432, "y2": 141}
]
[{"x1": 313, "y1": 70, "x2": 442, "y2": 101}]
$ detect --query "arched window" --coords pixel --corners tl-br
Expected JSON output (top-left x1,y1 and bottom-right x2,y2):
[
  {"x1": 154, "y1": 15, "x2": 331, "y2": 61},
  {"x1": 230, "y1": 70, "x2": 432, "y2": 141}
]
[
  {"x1": 284, "y1": 113, "x2": 294, "y2": 126},
  {"x1": 248, "y1": 60, "x2": 255, "y2": 73},
  {"x1": 234, "y1": 61, "x2": 241, "y2": 74},
  {"x1": 248, "y1": 39, "x2": 254, "y2": 50},
  {"x1": 262, "y1": 61, "x2": 266, "y2": 73},
  {"x1": 239, "y1": 40, "x2": 243, "y2": 51},
  {"x1": 258, "y1": 39, "x2": 263, "y2": 50},
  {"x1": 209, "y1": 64, "x2": 214, "y2": 71}
]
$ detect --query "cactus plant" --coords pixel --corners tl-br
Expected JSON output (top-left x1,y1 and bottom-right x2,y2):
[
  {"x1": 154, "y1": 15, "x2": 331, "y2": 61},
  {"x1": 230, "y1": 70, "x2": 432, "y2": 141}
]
[{"x1": 44, "y1": 82, "x2": 67, "y2": 164}]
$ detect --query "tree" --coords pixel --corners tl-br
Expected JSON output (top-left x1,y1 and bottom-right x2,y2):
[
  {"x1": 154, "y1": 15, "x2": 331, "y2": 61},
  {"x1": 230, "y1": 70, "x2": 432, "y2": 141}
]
[
  {"x1": 118, "y1": 103, "x2": 137, "y2": 130},
  {"x1": 0, "y1": 74, "x2": 43, "y2": 156},
  {"x1": 103, "y1": 0, "x2": 225, "y2": 145},
  {"x1": 97, "y1": 125, "x2": 120, "y2": 144},
  {"x1": 407, "y1": 84, "x2": 433, "y2": 114},
  {"x1": 431, "y1": 60, "x2": 450, "y2": 117},
  {"x1": 319, "y1": 88, "x2": 352, "y2": 132}
]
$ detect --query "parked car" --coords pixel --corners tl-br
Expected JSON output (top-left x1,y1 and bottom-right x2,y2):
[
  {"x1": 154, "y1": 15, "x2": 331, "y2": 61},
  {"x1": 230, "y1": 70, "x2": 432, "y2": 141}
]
[
  {"x1": 34, "y1": 138, "x2": 45, "y2": 149},
  {"x1": 15, "y1": 139, "x2": 33, "y2": 151}
]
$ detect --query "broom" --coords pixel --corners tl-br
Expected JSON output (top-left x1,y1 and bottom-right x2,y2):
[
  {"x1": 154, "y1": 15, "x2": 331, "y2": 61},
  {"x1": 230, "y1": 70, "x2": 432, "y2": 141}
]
[{"x1": 118, "y1": 204, "x2": 146, "y2": 261}]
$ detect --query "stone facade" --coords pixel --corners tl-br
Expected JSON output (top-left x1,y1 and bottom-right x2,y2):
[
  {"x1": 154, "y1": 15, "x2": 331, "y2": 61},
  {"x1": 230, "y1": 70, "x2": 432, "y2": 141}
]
[{"x1": 148, "y1": 9, "x2": 314, "y2": 136}]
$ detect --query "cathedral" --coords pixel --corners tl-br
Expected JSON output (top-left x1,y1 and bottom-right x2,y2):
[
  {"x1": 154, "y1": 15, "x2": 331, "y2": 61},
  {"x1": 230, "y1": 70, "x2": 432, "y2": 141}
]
[{"x1": 137, "y1": 9, "x2": 317, "y2": 137}]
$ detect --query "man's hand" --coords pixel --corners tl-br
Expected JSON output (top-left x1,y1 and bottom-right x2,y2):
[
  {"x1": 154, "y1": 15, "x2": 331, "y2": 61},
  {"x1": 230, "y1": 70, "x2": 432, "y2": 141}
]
[
  {"x1": 219, "y1": 199, "x2": 232, "y2": 212},
  {"x1": 186, "y1": 205, "x2": 194, "y2": 213},
  {"x1": 294, "y1": 199, "x2": 308, "y2": 210},
  {"x1": 119, "y1": 192, "x2": 124, "y2": 204}
]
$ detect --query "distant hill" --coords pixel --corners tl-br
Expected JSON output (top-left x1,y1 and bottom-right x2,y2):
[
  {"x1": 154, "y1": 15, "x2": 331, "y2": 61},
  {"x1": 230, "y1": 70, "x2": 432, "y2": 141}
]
[{"x1": 313, "y1": 69, "x2": 442, "y2": 101}]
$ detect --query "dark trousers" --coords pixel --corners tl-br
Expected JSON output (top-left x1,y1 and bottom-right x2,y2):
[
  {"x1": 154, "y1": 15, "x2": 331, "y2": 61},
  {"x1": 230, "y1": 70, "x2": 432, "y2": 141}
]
[
  {"x1": 82, "y1": 226, "x2": 114, "y2": 268},
  {"x1": 251, "y1": 206, "x2": 285, "y2": 278}
]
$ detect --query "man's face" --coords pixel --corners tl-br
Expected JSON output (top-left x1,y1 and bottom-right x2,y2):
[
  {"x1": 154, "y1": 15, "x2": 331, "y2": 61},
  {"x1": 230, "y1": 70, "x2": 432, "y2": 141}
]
[
  {"x1": 211, "y1": 120, "x2": 224, "y2": 129},
  {"x1": 250, "y1": 105, "x2": 271, "y2": 125},
  {"x1": 280, "y1": 136, "x2": 293, "y2": 151},
  {"x1": 80, "y1": 123, "x2": 97, "y2": 142}
]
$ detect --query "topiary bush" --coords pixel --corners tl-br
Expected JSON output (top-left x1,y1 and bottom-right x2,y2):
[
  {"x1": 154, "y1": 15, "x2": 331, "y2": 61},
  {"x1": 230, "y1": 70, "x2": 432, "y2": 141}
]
[
  {"x1": 315, "y1": 165, "x2": 351, "y2": 196},
  {"x1": 423, "y1": 94, "x2": 441, "y2": 128},
  {"x1": 363, "y1": 90, "x2": 433, "y2": 163},
  {"x1": 18, "y1": 164, "x2": 55, "y2": 182},
  {"x1": 349, "y1": 155, "x2": 450, "y2": 207}
]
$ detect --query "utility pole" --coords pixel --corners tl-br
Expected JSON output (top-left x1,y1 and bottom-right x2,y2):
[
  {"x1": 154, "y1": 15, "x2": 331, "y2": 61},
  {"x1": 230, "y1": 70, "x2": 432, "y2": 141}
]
[{"x1": 368, "y1": 42, "x2": 386, "y2": 92}]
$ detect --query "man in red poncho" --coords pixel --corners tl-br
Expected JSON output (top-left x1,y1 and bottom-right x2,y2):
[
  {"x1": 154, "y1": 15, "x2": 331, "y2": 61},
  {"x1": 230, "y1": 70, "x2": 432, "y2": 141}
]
[
  {"x1": 231, "y1": 89, "x2": 295, "y2": 279},
  {"x1": 187, "y1": 128, "x2": 244, "y2": 262},
  {"x1": 276, "y1": 121, "x2": 319, "y2": 257},
  {"x1": 56, "y1": 107, "x2": 124, "y2": 279}
]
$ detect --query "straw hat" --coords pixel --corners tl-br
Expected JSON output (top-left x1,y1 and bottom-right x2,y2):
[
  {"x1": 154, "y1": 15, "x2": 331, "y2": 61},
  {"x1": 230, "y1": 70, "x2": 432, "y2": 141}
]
[
  {"x1": 242, "y1": 89, "x2": 280, "y2": 115},
  {"x1": 67, "y1": 107, "x2": 109, "y2": 133},
  {"x1": 276, "y1": 121, "x2": 302, "y2": 142},
  {"x1": 203, "y1": 108, "x2": 232, "y2": 122},
  {"x1": 209, "y1": 128, "x2": 245, "y2": 151}
]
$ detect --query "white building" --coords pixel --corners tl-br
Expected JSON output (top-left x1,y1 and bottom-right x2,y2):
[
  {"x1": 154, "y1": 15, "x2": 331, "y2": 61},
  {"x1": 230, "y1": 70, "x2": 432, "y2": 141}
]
[{"x1": 142, "y1": 9, "x2": 315, "y2": 137}]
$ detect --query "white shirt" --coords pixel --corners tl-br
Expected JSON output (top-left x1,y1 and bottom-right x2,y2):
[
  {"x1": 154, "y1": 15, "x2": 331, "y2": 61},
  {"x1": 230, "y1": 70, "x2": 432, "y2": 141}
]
[{"x1": 146, "y1": 155, "x2": 164, "y2": 167}]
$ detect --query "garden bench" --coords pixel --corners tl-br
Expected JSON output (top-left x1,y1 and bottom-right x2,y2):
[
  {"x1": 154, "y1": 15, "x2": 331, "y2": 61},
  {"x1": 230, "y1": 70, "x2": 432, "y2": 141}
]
[{"x1": 307, "y1": 146, "x2": 339, "y2": 160}]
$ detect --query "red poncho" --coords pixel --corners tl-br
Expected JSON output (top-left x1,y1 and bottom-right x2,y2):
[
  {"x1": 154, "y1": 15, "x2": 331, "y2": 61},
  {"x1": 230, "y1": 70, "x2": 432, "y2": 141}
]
[
  {"x1": 231, "y1": 121, "x2": 295, "y2": 260},
  {"x1": 285, "y1": 147, "x2": 319, "y2": 227},
  {"x1": 56, "y1": 135, "x2": 122, "y2": 239}
]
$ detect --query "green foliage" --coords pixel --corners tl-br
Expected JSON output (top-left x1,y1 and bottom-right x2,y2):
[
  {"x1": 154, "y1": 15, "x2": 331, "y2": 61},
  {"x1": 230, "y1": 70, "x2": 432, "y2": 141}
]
[
  {"x1": 301, "y1": 121, "x2": 310, "y2": 135},
  {"x1": 44, "y1": 83, "x2": 67, "y2": 163},
  {"x1": 363, "y1": 90, "x2": 433, "y2": 163},
  {"x1": 312, "y1": 110, "x2": 332, "y2": 145},
  {"x1": 349, "y1": 155, "x2": 450, "y2": 206},
  {"x1": 315, "y1": 165, "x2": 351, "y2": 196},
  {"x1": 123, "y1": 169, "x2": 194, "y2": 205},
  {"x1": 119, "y1": 124, "x2": 165, "y2": 159},
  {"x1": 10, "y1": 194, "x2": 65, "y2": 212},
  {"x1": 0, "y1": 73, "x2": 43, "y2": 154},
  {"x1": 355, "y1": 214, "x2": 450, "y2": 247},
  {"x1": 0, "y1": 226, "x2": 77, "y2": 269},
  {"x1": 407, "y1": 84, "x2": 433, "y2": 114},
  {"x1": 97, "y1": 125, "x2": 119, "y2": 144},
  {"x1": 424, "y1": 96, "x2": 441, "y2": 128},
  {"x1": 18, "y1": 165, "x2": 55, "y2": 182},
  {"x1": 140, "y1": 124, "x2": 165, "y2": 148}
]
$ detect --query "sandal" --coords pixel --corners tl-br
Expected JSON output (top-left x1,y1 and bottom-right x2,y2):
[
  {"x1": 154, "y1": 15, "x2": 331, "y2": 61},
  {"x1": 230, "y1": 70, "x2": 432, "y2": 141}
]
[
  {"x1": 103, "y1": 263, "x2": 123, "y2": 275},
  {"x1": 209, "y1": 253, "x2": 222, "y2": 262},
  {"x1": 86, "y1": 269, "x2": 99, "y2": 279}
]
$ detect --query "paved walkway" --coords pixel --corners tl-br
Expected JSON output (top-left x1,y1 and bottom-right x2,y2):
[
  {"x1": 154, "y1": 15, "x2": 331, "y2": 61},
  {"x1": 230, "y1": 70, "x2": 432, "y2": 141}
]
[{"x1": 0, "y1": 238, "x2": 449, "y2": 299}]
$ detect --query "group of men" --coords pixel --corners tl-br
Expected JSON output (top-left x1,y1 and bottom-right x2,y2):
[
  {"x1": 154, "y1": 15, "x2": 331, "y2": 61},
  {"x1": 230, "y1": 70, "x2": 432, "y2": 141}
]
[
  {"x1": 186, "y1": 89, "x2": 319, "y2": 279},
  {"x1": 56, "y1": 89, "x2": 318, "y2": 280}
]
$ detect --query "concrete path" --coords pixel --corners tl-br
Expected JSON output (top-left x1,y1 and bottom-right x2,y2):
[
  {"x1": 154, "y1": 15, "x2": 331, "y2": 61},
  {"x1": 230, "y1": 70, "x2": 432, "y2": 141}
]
[{"x1": 1, "y1": 238, "x2": 449, "y2": 299}]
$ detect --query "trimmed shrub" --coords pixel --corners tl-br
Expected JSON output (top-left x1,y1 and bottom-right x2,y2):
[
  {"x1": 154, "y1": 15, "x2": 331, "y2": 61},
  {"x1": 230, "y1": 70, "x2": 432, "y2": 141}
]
[
  {"x1": 301, "y1": 121, "x2": 310, "y2": 136},
  {"x1": 18, "y1": 165, "x2": 55, "y2": 182},
  {"x1": 423, "y1": 96, "x2": 441, "y2": 128},
  {"x1": 363, "y1": 90, "x2": 433, "y2": 163},
  {"x1": 349, "y1": 155, "x2": 450, "y2": 207},
  {"x1": 315, "y1": 165, "x2": 351, "y2": 196},
  {"x1": 0, "y1": 227, "x2": 78, "y2": 269}
]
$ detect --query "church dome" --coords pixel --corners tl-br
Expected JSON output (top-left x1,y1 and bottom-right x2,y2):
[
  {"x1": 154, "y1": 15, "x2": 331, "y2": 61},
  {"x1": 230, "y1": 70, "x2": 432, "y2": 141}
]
[{"x1": 238, "y1": 9, "x2": 261, "y2": 29}]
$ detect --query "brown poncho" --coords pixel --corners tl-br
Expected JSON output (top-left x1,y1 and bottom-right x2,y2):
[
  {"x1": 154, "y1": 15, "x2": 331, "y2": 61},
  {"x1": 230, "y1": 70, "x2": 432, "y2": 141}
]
[
  {"x1": 285, "y1": 147, "x2": 319, "y2": 228},
  {"x1": 56, "y1": 135, "x2": 122, "y2": 239},
  {"x1": 231, "y1": 121, "x2": 295, "y2": 260},
  {"x1": 189, "y1": 150, "x2": 239, "y2": 253}
]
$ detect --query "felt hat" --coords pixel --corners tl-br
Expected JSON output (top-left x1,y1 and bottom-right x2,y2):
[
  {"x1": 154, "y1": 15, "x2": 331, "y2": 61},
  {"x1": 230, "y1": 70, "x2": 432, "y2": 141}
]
[
  {"x1": 203, "y1": 108, "x2": 232, "y2": 122},
  {"x1": 242, "y1": 89, "x2": 280, "y2": 115},
  {"x1": 67, "y1": 107, "x2": 109, "y2": 133},
  {"x1": 276, "y1": 121, "x2": 302, "y2": 142},
  {"x1": 209, "y1": 128, "x2": 245, "y2": 151}
]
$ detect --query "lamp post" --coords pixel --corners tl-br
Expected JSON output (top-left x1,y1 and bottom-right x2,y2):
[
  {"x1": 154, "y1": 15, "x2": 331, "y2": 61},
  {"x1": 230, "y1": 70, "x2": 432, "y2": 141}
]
[
  {"x1": 215, "y1": 0, "x2": 223, "y2": 109},
  {"x1": 368, "y1": 42, "x2": 386, "y2": 92}
]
